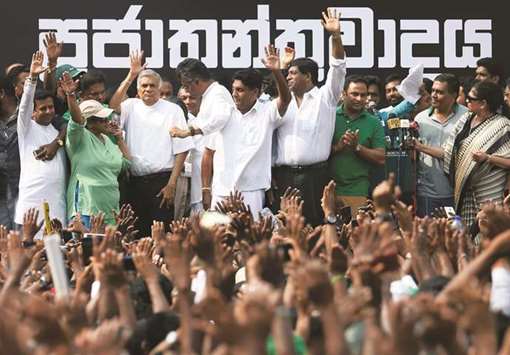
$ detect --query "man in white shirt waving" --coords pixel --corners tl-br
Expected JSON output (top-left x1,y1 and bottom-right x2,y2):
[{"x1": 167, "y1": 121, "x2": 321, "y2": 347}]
[
  {"x1": 273, "y1": 8, "x2": 346, "y2": 226},
  {"x1": 171, "y1": 45, "x2": 291, "y2": 218},
  {"x1": 15, "y1": 51, "x2": 67, "y2": 237},
  {"x1": 110, "y1": 51, "x2": 193, "y2": 237}
]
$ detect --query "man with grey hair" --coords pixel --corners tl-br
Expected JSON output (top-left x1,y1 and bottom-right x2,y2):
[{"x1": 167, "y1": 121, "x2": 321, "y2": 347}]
[{"x1": 110, "y1": 50, "x2": 193, "y2": 237}]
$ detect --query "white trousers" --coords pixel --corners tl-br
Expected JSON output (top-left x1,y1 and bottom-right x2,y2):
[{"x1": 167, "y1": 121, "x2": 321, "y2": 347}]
[{"x1": 211, "y1": 190, "x2": 265, "y2": 221}]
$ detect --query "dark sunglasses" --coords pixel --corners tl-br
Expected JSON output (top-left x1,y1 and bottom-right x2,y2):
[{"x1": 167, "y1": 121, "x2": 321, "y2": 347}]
[{"x1": 466, "y1": 95, "x2": 483, "y2": 102}]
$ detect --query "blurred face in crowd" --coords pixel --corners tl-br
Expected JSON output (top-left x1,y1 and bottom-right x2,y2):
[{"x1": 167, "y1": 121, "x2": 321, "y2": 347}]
[
  {"x1": 178, "y1": 87, "x2": 201, "y2": 116},
  {"x1": 475, "y1": 66, "x2": 499, "y2": 84},
  {"x1": 367, "y1": 84, "x2": 381, "y2": 107},
  {"x1": 232, "y1": 79, "x2": 259, "y2": 114},
  {"x1": 180, "y1": 77, "x2": 204, "y2": 98},
  {"x1": 33, "y1": 97, "x2": 55, "y2": 125},
  {"x1": 286, "y1": 66, "x2": 311, "y2": 95},
  {"x1": 414, "y1": 84, "x2": 432, "y2": 113},
  {"x1": 81, "y1": 82, "x2": 106, "y2": 103},
  {"x1": 431, "y1": 81, "x2": 456, "y2": 112},
  {"x1": 138, "y1": 75, "x2": 161, "y2": 106},
  {"x1": 457, "y1": 86, "x2": 467, "y2": 106},
  {"x1": 160, "y1": 80, "x2": 173, "y2": 99},
  {"x1": 86, "y1": 116, "x2": 111, "y2": 135},
  {"x1": 465, "y1": 88, "x2": 487, "y2": 115},
  {"x1": 343, "y1": 81, "x2": 368, "y2": 114},
  {"x1": 15, "y1": 71, "x2": 29, "y2": 98},
  {"x1": 504, "y1": 85, "x2": 510, "y2": 110},
  {"x1": 385, "y1": 80, "x2": 402, "y2": 106}
]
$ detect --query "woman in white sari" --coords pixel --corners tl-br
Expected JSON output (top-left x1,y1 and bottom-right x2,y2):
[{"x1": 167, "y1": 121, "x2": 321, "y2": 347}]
[{"x1": 416, "y1": 80, "x2": 510, "y2": 228}]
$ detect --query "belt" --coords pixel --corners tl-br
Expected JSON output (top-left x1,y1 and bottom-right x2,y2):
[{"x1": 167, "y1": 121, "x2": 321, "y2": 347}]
[
  {"x1": 131, "y1": 170, "x2": 172, "y2": 181},
  {"x1": 277, "y1": 161, "x2": 328, "y2": 171}
]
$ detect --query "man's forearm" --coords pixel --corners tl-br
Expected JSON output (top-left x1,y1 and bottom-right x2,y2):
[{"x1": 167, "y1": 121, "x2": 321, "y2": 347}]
[
  {"x1": 331, "y1": 33, "x2": 345, "y2": 60},
  {"x1": 273, "y1": 69, "x2": 291, "y2": 117},
  {"x1": 168, "y1": 151, "x2": 188, "y2": 186},
  {"x1": 109, "y1": 72, "x2": 135, "y2": 112},
  {"x1": 416, "y1": 143, "x2": 444, "y2": 160},
  {"x1": 357, "y1": 146, "x2": 385, "y2": 165},
  {"x1": 43, "y1": 61, "x2": 58, "y2": 94},
  {"x1": 201, "y1": 148, "x2": 214, "y2": 189}
]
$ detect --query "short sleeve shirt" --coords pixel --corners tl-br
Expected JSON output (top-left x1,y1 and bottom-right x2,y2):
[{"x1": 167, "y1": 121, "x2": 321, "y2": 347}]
[{"x1": 330, "y1": 105, "x2": 385, "y2": 196}]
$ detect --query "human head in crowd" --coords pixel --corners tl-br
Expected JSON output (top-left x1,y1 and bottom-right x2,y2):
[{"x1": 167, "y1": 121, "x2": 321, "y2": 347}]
[
  {"x1": 365, "y1": 75, "x2": 383, "y2": 108},
  {"x1": 411, "y1": 77, "x2": 433, "y2": 115},
  {"x1": 160, "y1": 78, "x2": 174, "y2": 100},
  {"x1": 175, "y1": 58, "x2": 212, "y2": 98},
  {"x1": 79, "y1": 70, "x2": 107, "y2": 103},
  {"x1": 384, "y1": 73, "x2": 404, "y2": 106},
  {"x1": 177, "y1": 86, "x2": 201, "y2": 117},
  {"x1": 0, "y1": 75, "x2": 17, "y2": 116},
  {"x1": 231, "y1": 69, "x2": 263, "y2": 114},
  {"x1": 286, "y1": 57, "x2": 319, "y2": 95},
  {"x1": 431, "y1": 73, "x2": 460, "y2": 112},
  {"x1": 342, "y1": 74, "x2": 368, "y2": 114},
  {"x1": 457, "y1": 76, "x2": 474, "y2": 106},
  {"x1": 80, "y1": 99, "x2": 113, "y2": 134},
  {"x1": 136, "y1": 69, "x2": 162, "y2": 106},
  {"x1": 4, "y1": 62, "x2": 24, "y2": 76},
  {"x1": 6, "y1": 64, "x2": 29, "y2": 99},
  {"x1": 32, "y1": 90, "x2": 56, "y2": 125},
  {"x1": 467, "y1": 80, "x2": 504, "y2": 114},
  {"x1": 503, "y1": 78, "x2": 510, "y2": 115},
  {"x1": 261, "y1": 73, "x2": 278, "y2": 99},
  {"x1": 475, "y1": 57, "x2": 504, "y2": 85}
]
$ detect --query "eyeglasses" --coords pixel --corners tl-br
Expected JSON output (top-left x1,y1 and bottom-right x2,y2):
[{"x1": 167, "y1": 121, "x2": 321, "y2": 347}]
[{"x1": 466, "y1": 95, "x2": 483, "y2": 103}]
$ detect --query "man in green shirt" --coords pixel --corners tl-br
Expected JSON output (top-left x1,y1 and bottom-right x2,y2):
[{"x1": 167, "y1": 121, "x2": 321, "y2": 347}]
[{"x1": 330, "y1": 75, "x2": 385, "y2": 213}]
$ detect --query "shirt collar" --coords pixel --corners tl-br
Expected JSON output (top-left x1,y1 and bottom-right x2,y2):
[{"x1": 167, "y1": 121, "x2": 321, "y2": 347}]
[
  {"x1": 240, "y1": 99, "x2": 264, "y2": 117},
  {"x1": 428, "y1": 103, "x2": 459, "y2": 117},
  {"x1": 337, "y1": 104, "x2": 369, "y2": 120}
]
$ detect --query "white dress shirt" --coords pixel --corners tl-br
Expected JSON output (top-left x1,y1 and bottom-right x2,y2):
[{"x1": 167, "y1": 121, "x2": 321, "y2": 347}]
[
  {"x1": 195, "y1": 82, "x2": 236, "y2": 138},
  {"x1": 274, "y1": 57, "x2": 347, "y2": 166},
  {"x1": 120, "y1": 98, "x2": 194, "y2": 176},
  {"x1": 206, "y1": 99, "x2": 283, "y2": 196},
  {"x1": 15, "y1": 80, "x2": 67, "y2": 232}
]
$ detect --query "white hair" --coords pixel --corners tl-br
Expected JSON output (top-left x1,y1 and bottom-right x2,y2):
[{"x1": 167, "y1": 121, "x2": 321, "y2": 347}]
[{"x1": 136, "y1": 69, "x2": 162, "y2": 89}]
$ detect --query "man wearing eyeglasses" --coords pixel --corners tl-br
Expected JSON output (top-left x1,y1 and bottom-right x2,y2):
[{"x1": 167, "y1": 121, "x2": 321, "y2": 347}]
[{"x1": 413, "y1": 74, "x2": 468, "y2": 217}]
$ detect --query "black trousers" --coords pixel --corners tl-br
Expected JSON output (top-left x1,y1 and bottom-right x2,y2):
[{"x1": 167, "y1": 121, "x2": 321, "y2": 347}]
[
  {"x1": 272, "y1": 162, "x2": 329, "y2": 227},
  {"x1": 128, "y1": 171, "x2": 174, "y2": 239}
]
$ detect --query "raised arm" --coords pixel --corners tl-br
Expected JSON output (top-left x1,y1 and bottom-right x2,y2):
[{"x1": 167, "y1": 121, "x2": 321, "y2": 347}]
[
  {"x1": 109, "y1": 50, "x2": 146, "y2": 113},
  {"x1": 60, "y1": 72, "x2": 83, "y2": 125},
  {"x1": 261, "y1": 44, "x2": 291, "y2": 117},
  {"x1": 321, "y1": 8, "x2": 347, "y2": 106},
  {"x1": 18, "y1": 51, "x2": 47, "y2": 136},
  {"x1": 43, "y1": 32, "x2": 63, "y2": 94},
  {"x1": 321, "y1": 8, "x2": 345, "y2": 60}
]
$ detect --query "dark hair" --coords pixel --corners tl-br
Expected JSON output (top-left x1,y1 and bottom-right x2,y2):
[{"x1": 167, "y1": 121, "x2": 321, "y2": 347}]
[
  {"x1": 343, "y1": 74, "x2": 368, "y2": 91},
  {"x1": 0, "y1": 76, "x2": 15, "y2": 98},
  {"x1": 176, "y1": 58, "x2": 211, "y2": 83},
  {"x1": 422, "y1": 78, "x2": 433, "y2": 95},
  {"x1": 232, "y1": 69, "x2": 263, "y2": 92},
  {"x1": 433, "y1": 73, "x2": 460, "y2": 97},
  {"x1": 80, "y1": 70, "x2": 106, "y2": 93},
  {"x1": 33, "y1": 89, "x2": 54, "y2": 107},
  {"x1": 472, "y1": 80, "x2": 504, "y2": 113},
  {"x1": 365, "y1": 75, "x2": 382, "y2": 91},
  {"x1": 6, "y1": 65, "x2": 29, "y2": 86},
  {"x1": 289, "y1": 57, "x2": 319, "y2": 86},
  {"x1": 384, "y1": 73, "x2": 403, "y2": 87},
  {"x1": 505, "y1": 77, "x2": 510, "y2": 89},
  {"x1": 476, "y1": 57, "x2": 504, "y2": 84}
]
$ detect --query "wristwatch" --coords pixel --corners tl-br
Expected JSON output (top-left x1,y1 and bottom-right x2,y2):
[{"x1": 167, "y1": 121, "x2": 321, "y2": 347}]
[{"x1": 325, "y1": 214, "x2": 337, "y2": 225}]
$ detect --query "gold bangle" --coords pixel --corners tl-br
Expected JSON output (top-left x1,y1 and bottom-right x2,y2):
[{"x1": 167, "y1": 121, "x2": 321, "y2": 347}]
[{"x1": 202, "y1": 187, "x2": 211, "y2": 191}]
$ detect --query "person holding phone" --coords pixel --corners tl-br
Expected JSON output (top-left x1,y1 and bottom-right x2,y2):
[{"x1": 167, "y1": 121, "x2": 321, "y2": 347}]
[{"x1": 14, "y1": 51, "x2": 67, "y2": 237}]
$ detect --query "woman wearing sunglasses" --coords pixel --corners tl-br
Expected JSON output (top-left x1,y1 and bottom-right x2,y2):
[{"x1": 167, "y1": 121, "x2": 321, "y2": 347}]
[{"x1": 415, "y1": 80, "x2": 510, "y2": 229}]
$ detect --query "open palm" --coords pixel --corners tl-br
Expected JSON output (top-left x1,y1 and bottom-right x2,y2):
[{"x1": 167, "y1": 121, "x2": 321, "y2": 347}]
[
  {"x1": 321, "y1": 8, "x2": 341, "y2": 35},
  {"x1": 30, "y1": 51, "x2": 47, "y2": 76},
  {"x1": 261, "y1": 44, "x2": 280, "y2": 70}
]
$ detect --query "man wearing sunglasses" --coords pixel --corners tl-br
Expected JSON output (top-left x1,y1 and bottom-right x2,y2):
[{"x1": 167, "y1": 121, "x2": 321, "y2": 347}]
[{"x1": 413, "y1": 74, "x2": 468, "y2": 217}]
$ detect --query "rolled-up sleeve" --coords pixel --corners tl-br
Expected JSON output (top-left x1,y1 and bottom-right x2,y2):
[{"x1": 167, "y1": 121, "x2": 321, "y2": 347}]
[
  {"x1": 195, "y1": 94, "x2": 234, "y2": 136},
  {"x1": 323, "y1": 57, "x2": 347, "y2": 107}
]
